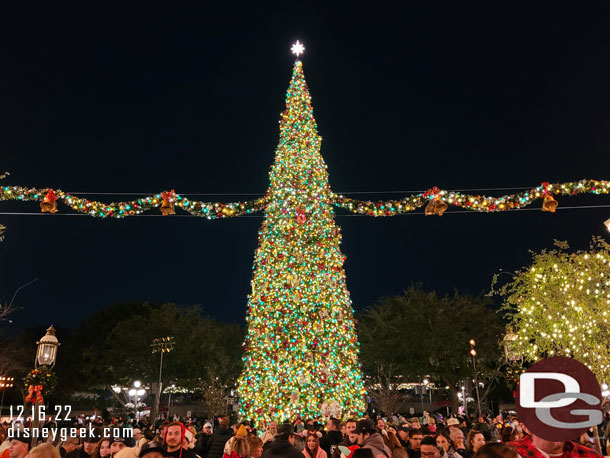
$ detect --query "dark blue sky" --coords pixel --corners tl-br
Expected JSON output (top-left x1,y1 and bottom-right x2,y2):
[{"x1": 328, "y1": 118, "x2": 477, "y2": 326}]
[{"x1": 1, "y1": 3, "x2": 610, "y2": 329}]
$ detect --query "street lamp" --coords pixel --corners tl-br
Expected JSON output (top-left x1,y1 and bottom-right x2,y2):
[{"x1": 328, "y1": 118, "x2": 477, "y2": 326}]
[
  {"x1": 469, "y1": 339, "x2": 482, "y2": 417},
  {"x1": 129, "y1": 382, "x2": 146, "y2": 422},
  {"x1": 167, "y1": 384, "x2": 176, "y2": 419},
  {"x1": 151, "y1": 336, "x2": 174, "y2": 422},
  {"x1": 423, "y1": 376, "x2": 432, "y2": 404},
  {"x1": 36, "y1": 326, "x2": 60, "y2": 368},
  {"x1": 31, "y1": 326, "x2": 59, "y2": 447}
]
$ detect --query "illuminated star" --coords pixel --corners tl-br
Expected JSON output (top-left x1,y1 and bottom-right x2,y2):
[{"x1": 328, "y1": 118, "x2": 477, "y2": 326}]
[{"x1": 291, "y1": 40, "x2": 305, "y2": 57}]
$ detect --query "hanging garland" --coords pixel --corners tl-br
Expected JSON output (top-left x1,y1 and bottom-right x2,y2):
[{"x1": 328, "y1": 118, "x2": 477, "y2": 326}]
[
  {"x1": 23, "y1": 367, "x2": 57, "y2": 404},
  {"x1": 0, "y1": 179, "x2": 608, "y2": 218},
  {"x1": 0, "y1": 186, "x2": 268, "y2": 219},
  {"x1": 332, "y1": 179, "x2": 610, "y2": 216}
]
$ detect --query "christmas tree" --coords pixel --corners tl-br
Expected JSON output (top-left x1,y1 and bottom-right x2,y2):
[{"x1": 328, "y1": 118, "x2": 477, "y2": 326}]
[{"x1": 237, "y1": 57, "x2": 366, "y2": 425}]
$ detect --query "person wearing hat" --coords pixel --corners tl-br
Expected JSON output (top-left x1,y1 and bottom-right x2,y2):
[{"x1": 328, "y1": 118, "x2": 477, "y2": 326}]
[
  {"x1": 445, "y1": 420, "x2": 459, "y2": 433},
  {"x1": 67, "y1": 429, "x2": 101, "y2": 458},
  {"x1": 139, "y1": 442, "x2": 164, "y2": 458},
  {"x1": 8, "y1": 436, "x2": 30, "y2": 458},
  {"x1": 195, "y1": 423, "x2": 213, "y2": 458},
  {"x1": 223, "y1": 426, "x2": 248, "y2": 457},
  {"x1": 396, "y1": 426, "x2": 410, "y2": 450},
  {"x1": 110, "y1": 437, "x2": 127, "y2": 458},
  {"x1": 163, "y1": 422, "x2": 197, "y2": 458},
  {"x1": 260, "y1": 423, "x2": 302, "y2": 458},
  {"x1": 353, "y1": 420, "x2": 391, "y2": 458}
]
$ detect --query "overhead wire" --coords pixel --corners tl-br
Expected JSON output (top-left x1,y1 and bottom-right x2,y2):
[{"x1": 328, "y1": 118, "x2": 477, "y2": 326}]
[
  {"x1": 50, "y1": 185, "x2": 535, "y2": 197},
  {"x1": 1, "y1": 203, "x2": 610, "y2": 218}
]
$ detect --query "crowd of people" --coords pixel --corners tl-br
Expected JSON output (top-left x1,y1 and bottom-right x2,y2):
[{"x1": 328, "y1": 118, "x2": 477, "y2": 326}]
[{"x1": 0, "y1": 411, "x2": 608, "y2": 458}]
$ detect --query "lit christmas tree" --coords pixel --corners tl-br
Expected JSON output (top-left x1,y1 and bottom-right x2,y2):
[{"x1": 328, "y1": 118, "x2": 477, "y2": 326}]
[{"x1": 236, "y1": 50, "x2": 366, "y2": 425}]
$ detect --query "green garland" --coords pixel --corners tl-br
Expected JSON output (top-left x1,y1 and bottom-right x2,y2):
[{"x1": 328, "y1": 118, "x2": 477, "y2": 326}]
[{"x1": 24, "y1": 367, "x2": 57, "y2": 394}]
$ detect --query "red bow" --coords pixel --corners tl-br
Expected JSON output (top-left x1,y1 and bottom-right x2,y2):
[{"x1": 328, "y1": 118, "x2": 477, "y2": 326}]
[
  {"x1": 422, "y1": 187, "x2": 440, "y2": 198},
  {"x1": 541, "y1": 182, "x2": 550, "y2": 195},
  {"x1": 25, "y1": 385, "x2": 44, "y2": 405},
  {"x1": 45, "y1": 189, "x2": 57, "y2": 202},
  {"x1": 161, "y1": 190, "x2": 176, "y2": 201}
]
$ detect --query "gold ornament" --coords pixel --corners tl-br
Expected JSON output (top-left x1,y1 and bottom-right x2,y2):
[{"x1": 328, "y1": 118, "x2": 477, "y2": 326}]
[
  {"x1": 40, "y1": 190, "x2": 58, "y2": 214},
  {"x1": 160, "y1": 190, "x2": 176, "y2": 216},
  {"x1": 425, "y1": 199, "x2": 448, "y2": 216},
  {"x1": 542, "y1": 195, "x2": 558, "y2": 213}
]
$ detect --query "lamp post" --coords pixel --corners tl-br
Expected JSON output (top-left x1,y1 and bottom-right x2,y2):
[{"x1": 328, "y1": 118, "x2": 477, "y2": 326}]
[
  {"x1": 150, "y1": 336, "x2": 174, "y2": 422},
  {"x1": 461, "y1": 385, "x2": 466, "y2": 415},
  {"x1": 31, "y1": 326, "x2": 59, "y2": 447},
  {"x1": 36, "y1": 326, "x2": 60, "y2": 368},
  {"x1": 128, "y1": 381, "x2": 146, "y2": 422},
  {"x1": 167, "y1": 383, "x2": 175, "y2": 420},
  {"x1": 423, "y1": 376, "x2": 431, "y2": 404},
  {"x1": 469, "y1": 339, "x2": 482, "y2": 417},
  {"x1": 0, "y1": 376, "x2": 14, "y2": 418}
]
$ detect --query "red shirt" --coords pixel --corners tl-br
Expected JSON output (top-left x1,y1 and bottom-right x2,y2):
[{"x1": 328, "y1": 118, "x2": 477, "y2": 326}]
[{"x1": 510, "y1": 437, "x2": 600, "y2": 458}]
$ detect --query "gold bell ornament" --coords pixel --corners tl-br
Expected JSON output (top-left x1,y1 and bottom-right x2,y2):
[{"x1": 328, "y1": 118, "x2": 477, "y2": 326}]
[
  {"x1": 542, "y1": 194, "x2": 558, "y2": 213},
  {"x1": 160, "y1": 190, "x2": 176, "y2": 216},
  {"x1": 40, "y1": 189, "x2": 58, "y2": 214},
  {"x1": 425, "y1": 198, "x2": 448, "y2": 216}
]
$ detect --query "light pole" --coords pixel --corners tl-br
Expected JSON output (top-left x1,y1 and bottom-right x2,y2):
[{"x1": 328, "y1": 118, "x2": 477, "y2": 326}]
[
  {"x1": 423, "y1": 376, "x2": 431, "y2": 405},
  {"x1": 128, "y1": 381, "x2": 146, "y2": 422},
  {"x1": 167, "y1": 384, "x2": 175, "y2": 420},
  {"x1": 0, "y1": 376, "x2": 14, "y2": 417},
  {"x1": 469, "y1": 339, "x2": 482, "y2": 417},
  {"x1": 31, "y1": 326, "x2": 59, "y2": 447},
  {"x1": 461, "y1": 385, "x2": 466, "y2": 415},
  {"x1": 150, "y1": 336, "x2": 174, "y2": 422}
]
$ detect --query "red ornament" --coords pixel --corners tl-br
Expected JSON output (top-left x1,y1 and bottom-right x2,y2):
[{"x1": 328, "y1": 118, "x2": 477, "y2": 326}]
[{"x1": 296, "y1": 207, "x2": 306, "y2": 224}]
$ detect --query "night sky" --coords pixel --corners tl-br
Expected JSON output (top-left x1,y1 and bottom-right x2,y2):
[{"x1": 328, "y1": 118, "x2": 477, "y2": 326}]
[{"x1": 2, "y1": 3, "x2": 610, "y2": 330}]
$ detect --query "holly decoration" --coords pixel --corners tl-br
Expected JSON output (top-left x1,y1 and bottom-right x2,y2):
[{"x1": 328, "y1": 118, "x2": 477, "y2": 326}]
[{"x1": 23, "y1": 366, "x2": 57, "y2": 397}]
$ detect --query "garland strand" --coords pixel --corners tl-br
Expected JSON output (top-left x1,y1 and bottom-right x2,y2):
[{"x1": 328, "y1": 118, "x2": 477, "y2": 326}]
[
  {"x1": 1, "y1": 179, "x2": 608, "y2": 218},
  {"x1": 332, "y1": 179, "x2": 610, "y2": 216},
  {"x1": 0, "y1": 186, "x2": 268, "y2": 219}
]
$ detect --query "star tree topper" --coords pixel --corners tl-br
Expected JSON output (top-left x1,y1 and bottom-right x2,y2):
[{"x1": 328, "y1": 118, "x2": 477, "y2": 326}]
[{"x1": 291, "y1": 40, "x2": 305, "y2": 57}]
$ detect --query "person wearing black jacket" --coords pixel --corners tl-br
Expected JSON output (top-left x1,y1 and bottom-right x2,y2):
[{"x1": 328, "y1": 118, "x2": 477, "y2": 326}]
[
  {"x1": 196, "y1": 423, "x2": 213, "y2": 458},
  {"x1": 207, "y1": 418, "x2": 233, "y2": 458},
  {"x1": 320, "y1": 419, "x2": 343, "y2": 458},
  {"x1": 66, "y1": 434, "x2": 99, "y2": 458},
  {"x1": 330, "y1": 420, "x2": 358, "y2": 458},
  {"x1": 261, "y1": 424, "x2": 303, "y2": 458}
]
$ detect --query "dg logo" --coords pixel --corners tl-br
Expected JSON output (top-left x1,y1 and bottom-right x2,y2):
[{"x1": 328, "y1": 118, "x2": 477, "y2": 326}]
[{"x1": 517, "y1": 356, "x2": 602, "y2": 441}]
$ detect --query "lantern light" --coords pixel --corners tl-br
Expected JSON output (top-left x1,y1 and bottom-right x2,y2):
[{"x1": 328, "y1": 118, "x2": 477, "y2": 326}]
[{"x1": 36, "y1": 326, "x2": 60, "y2": 368}]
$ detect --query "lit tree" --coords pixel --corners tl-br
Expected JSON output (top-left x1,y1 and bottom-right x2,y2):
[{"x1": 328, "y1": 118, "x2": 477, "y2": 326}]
[
  {"x1": 495, "y1": 237, "x2": 610, "y2": 382},
  {"x1": 236, "y1": 59, "x2": 366, "y2": 425},
  {"x1": 1, "y1": 43, "x2": 609, "y2": 425}
]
